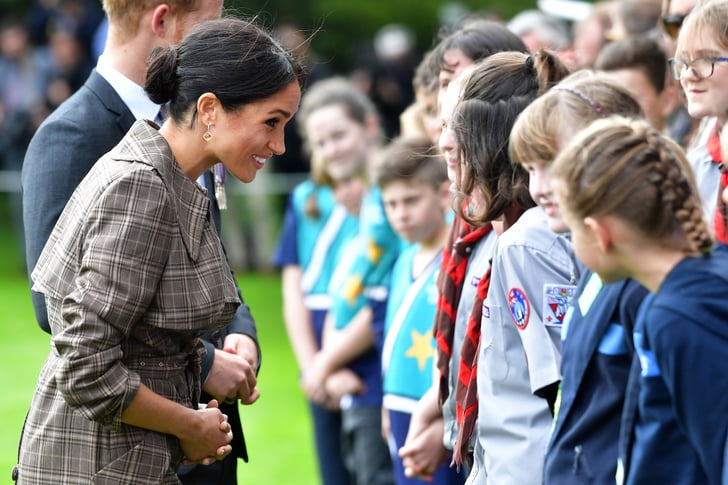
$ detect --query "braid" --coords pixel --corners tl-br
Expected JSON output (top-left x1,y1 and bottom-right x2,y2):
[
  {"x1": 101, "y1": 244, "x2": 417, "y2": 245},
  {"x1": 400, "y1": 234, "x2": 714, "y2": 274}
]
[
  {"x1": 643, "y1": 126, "x2": 713, "y2": 255},
  {"x1": 553, "y1": 116, "x2": 713, "y2": 256}
]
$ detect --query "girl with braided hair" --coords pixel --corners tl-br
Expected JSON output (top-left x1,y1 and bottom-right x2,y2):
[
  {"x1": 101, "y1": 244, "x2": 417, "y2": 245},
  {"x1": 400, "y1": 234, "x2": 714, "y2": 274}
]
[
  {"x1": 509, "y1": 71, "x2": 650, "y2": 485},
  {"x1": 551, "y1": 116, "x2": 727, "y2": 485}
]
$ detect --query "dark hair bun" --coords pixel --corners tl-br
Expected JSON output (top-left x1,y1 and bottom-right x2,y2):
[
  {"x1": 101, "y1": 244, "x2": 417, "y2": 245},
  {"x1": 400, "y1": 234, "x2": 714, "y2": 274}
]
[{"x1": 144, "y1": 45, "x2": 179, "y2": 105}]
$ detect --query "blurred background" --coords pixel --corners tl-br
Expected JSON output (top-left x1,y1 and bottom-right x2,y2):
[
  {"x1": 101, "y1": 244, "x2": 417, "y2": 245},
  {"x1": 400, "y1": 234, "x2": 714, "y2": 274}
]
[{"x1": 0, "y1": 0, "x2": 546, "y2": 274}]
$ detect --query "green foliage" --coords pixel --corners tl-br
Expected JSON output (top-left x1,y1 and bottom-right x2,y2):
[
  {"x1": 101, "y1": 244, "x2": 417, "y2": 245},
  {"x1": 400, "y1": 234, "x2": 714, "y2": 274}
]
[{"x1": 226, "y1": 0, "x2": 537, "y2": 73}]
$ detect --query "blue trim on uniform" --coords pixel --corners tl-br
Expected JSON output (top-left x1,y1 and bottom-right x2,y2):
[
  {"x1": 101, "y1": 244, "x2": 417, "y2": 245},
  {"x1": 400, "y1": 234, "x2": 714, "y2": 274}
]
[
  {"x1": 633, "y1": 332, "x2": 661, "y2": 378},
  {"x1": 598, "y1": 323, "x2": 627, "y2": 355}
]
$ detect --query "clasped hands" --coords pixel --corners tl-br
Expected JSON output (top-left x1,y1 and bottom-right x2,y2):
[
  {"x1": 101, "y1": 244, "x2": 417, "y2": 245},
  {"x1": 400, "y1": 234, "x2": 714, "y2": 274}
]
[
  {"x1": 180, "y1": 399, "x2": 233, "y2": 465},
  {"x1": 203, "y1": 334, "x2": 260, "y2": 405},
  {"x1": 183, "y1": 334, "x2": 259, "y2": 466},
  {"x1": 300, "y1": 352, "x2": 364, "y2": 410}
]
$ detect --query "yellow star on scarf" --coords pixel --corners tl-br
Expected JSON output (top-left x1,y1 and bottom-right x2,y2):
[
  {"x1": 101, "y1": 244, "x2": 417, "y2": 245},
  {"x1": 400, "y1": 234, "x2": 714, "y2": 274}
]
[
  {"x1": 405, "y1": 329, "x2": 435, "y2": 371},
  {"x1": 367, "y1": 240, "x2": 384, "y2": 265},
  {"x1": 341, "y1": 275, "x2": 363, "y2": 307}
]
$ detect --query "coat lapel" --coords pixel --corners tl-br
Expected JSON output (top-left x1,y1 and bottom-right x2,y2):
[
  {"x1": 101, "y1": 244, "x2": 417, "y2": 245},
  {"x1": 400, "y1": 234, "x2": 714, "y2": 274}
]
[{"x1": 109, "y1": 120, "x2": 210, "y2": 261}]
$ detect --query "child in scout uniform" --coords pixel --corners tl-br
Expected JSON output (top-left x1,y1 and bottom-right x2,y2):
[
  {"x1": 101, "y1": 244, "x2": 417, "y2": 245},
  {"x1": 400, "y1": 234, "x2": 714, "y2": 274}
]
[
  {"x1": 509, "y1": 71, "x2": 650, "y2": 484},
  {"x1": 376, "y1": 136, "x2": 465, "y2": 485},
  {"x1": 552, "y1": 116, "x2": 727, "y2": 485},
  {"x1": 273, "y1": 153, "x2": 359, "y2": 485},
  {"x1": 297, "y1": 76, "x2": 396, "y2": 485},
  {"x1": 448, "y1": 50, "x2": 576, "y2": 484}
]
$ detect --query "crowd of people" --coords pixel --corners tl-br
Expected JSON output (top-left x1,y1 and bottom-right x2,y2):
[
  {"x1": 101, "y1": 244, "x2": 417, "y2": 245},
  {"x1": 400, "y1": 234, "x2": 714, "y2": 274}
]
[
  {"x1": 9, "y1": 0, "x2": 728, "y2": 484},
  {"x1": 276, "y1": 0, "x2": 728, "y2": 484}
]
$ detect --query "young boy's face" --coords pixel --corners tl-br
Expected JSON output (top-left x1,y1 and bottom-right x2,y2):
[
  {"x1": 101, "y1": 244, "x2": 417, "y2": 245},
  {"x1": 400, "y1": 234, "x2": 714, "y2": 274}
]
[
  {"x1": 522, "y1": 158, "x2": 569, "y2": 233},
  {"x1": 417, "y1": 89, "x2": 441, "y2": 145},
  {"x1": 381, "y1": 179, "x2": 448, "y2": 244},
  {"x1": 602, "y1": 68, "x2": 668, "y2": 131}
]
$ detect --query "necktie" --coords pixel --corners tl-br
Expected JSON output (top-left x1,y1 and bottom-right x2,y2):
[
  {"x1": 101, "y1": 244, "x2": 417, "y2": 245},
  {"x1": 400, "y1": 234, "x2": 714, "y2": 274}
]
[{"x1": 154, "y1": 107, "x2": 165, "y2": 126}]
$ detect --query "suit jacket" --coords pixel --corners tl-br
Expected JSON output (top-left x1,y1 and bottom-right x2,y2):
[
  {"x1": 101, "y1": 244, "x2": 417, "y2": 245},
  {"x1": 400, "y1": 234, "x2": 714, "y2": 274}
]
[
  {"x1": 18, "y1": 120, "x2": 240, "y2": 483},
  {"x1": 21, "y1": 70, "x2": 258, "y2": 465}
]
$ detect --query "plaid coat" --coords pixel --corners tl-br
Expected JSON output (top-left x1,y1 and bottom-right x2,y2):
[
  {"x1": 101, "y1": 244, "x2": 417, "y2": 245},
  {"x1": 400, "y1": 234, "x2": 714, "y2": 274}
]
[{"x1": 16, "y1": 120, "x2": 240, "y2": 484}]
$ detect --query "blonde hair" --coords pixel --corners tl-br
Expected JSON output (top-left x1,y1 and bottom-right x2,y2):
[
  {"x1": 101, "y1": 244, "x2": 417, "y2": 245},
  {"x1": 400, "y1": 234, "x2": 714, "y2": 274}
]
[
  {"x1": 551, "y1": 116, "x2": 712, "y2": 255},
  {"x1": 102, "y1": 0, "x2": 200, "y2": 38},
  {"x1": 510, "y1": 70, "x2": 643, "y2": 166},
  {"x1": 675, "y1": 0, "x2": 728, "y2": 56}
]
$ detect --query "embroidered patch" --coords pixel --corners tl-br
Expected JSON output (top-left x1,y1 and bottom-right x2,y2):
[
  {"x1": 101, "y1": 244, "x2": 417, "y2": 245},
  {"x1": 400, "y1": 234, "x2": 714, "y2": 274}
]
[
  {"x1": 543, "y1": 284, "x2": 577, "y2": 326},
  {"x1": 508, "y1": 287, "x2": 530, "y2": 329}
]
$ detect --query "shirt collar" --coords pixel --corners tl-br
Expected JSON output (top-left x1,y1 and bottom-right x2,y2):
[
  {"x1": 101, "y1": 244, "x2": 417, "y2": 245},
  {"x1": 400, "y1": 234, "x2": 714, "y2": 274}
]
[{"x1": 95, "y1": 54, "x2": 161, "y2": 122}]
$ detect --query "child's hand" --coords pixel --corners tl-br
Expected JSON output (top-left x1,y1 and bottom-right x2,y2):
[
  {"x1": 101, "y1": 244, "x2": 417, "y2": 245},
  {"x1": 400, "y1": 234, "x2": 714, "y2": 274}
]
[
  {"x1": 398, "y1": 417, "x2": 448, "y2": 482},
  {"x1": 300, "y1": 352, "x2": 332, "y2": 404},
  {"x1": 325, "y1": 368, "x2": 365, "y2": 402}
]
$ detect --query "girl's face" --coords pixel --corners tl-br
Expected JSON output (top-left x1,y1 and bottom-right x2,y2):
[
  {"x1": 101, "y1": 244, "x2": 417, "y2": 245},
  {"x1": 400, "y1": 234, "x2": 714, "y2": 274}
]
[
  {"x1": 523, "y1": 158, "x2": 568, "y2": 233},
  {"x1": 215, "y1": 81, "x2": 300, "y2": 183},
  {"x1": 418, "y1": 89, "x2": 441, "y2": 145},
  {"x1": 304, "y1": 104, "x2": 371, "y2": 182},
  {"x1": 554, "y1": 177, "x2": 626, "y2": 283},
  {"x1": 438, "y1": 48, "x2": 474, "y2": 97},
  {"x1": 437, "y1": 78, "x2": 462, "y2": 183},
  {"x1": 677, "y1": 27, "x2": 728, "y2": 122}
]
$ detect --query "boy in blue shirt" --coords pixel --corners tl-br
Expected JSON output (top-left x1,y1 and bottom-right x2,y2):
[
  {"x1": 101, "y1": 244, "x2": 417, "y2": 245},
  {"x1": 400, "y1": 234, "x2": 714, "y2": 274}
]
[{"x1": 376, "y1": 136, "x2": 464, "y2": 485}]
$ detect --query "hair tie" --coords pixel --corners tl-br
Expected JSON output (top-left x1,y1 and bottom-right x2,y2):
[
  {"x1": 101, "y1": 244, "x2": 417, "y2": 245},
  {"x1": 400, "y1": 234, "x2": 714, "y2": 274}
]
[
  {"x1": 552, "y1": 86, "x2": 608, "y2": 118},
  {"x1": 524, "y1": 55, "x2": 534, "y2": 73}
]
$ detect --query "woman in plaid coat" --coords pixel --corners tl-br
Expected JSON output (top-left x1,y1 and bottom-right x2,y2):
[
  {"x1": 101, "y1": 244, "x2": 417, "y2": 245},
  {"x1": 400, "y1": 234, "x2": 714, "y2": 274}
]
[{"x1": 14, "y1": 18, "x2": 305, "y2": 484}]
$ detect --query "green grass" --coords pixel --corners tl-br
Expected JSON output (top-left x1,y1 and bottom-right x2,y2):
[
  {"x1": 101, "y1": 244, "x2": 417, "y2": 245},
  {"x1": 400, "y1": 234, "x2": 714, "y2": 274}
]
[{"x1": 0, "y1": 197, "x2": 319, "y2": 483}]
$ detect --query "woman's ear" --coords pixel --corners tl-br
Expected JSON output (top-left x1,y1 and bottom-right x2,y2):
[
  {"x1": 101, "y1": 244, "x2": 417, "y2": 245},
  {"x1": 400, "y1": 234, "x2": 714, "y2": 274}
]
[
  {"x1": 584, "y1": 215, "x2": 613, "y2": 254},
  {"x1": 197, "y1": 93, "x2": 219, "y2": 127}
]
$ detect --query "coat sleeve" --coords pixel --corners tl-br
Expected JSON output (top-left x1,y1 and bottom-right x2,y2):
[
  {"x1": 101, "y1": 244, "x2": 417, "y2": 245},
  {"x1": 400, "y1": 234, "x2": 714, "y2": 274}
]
[
  {"x1": 23, "y1": 94, "x2": 131, "y2": 334},
  {"x1": 52, "y1": 169, "x2": 175, "y2": 428}
]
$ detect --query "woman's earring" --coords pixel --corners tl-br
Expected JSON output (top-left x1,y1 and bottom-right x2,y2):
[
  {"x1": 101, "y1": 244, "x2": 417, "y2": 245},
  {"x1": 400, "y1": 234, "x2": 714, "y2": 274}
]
[{"x1": 202, "y1": 124, "x2": 213, "y2": 142}]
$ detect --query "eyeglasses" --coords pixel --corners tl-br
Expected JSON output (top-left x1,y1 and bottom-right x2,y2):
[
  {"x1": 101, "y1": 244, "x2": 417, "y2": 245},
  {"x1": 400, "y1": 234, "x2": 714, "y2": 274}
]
[
  {"x1": 668, "y1": 56, "x2": 728, "y2": 80},
  {"x1": 661, "y1": 12, "x2": 689, "y2": 40}
]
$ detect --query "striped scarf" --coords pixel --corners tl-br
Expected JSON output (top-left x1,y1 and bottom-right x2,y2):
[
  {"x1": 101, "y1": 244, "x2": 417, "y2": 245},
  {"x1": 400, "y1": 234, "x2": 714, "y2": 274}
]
[
  {"x1": 709, "y1": 122, "x2": 728, "y2": 244},
  {"x1": 433, "y1": 216, "x2": 493, "y2": 469}
]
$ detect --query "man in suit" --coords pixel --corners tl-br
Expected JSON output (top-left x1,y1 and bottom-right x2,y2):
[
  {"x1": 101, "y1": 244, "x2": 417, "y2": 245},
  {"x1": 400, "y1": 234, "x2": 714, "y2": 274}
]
[{"x1": 21, "y1": 2, "x2": 260, "y2": 483}]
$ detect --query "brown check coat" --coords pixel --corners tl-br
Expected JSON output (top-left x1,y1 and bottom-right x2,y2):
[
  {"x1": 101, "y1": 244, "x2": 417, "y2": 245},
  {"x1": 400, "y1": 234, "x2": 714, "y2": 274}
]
[{"x1": 15, "y1": 120, "x2": 240, "y2": 484}]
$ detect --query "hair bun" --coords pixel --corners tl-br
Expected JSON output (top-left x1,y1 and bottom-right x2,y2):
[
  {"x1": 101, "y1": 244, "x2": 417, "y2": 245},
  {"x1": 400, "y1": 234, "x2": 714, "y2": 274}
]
[
  {"x1": 144, "y1": 45, "x2": 179, "y2": 105},
  {"x1": 524, "y1": 55, "x2": 534, "y2": 73}
]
